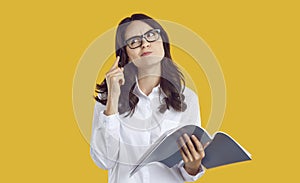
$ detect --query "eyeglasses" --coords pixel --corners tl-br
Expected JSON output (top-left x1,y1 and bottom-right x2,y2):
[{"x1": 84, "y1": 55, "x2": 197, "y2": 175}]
[{"x1": 124, "y1": 29, "x2": 161, "y2": 49}]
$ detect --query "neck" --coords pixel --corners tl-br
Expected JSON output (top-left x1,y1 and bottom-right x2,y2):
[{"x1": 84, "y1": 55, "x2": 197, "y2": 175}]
[{"x1": 137, "y1": 64, "x2": 161, "y2": 96}]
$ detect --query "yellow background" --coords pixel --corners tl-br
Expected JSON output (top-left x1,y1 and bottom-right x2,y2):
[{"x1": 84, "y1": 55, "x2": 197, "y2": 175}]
[{"x1": 1, "y1": 0, "x2": 299, "y2": 182}]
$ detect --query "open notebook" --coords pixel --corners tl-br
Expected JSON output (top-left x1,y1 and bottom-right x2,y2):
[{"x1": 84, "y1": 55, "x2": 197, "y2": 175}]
[{"x1": 130, "y1": 125, "x2": 251, "y2": 177}]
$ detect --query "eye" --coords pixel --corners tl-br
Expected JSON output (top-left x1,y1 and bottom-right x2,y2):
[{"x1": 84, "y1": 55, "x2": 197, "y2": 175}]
[
  {"x1": 130, "y1": 38, "x2": 139, "y2": 44},
  {"x1": 128, "y1": 37, "x2": 141, "y2": 46},
  {"x1": 145, "y1": 31, "x2": 155, "y2": 38}
]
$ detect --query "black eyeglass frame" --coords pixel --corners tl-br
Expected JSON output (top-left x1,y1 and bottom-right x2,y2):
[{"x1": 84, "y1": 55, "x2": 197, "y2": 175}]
[{"x1": 124, "y1": 29, "x2": 161, "y2": 49}]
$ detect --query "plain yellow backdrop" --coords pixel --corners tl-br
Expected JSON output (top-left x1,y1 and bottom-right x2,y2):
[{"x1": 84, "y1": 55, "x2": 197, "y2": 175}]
[{"x1": 1, "y1": 0, "x2": 299, "y2": 182}]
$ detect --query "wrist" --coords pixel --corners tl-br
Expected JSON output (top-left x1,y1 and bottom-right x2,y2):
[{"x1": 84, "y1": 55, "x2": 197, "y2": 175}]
[
  {"x1": 105, "y1": 96, "x2": 119, "y2": 115},
  {"x1": 184, "y1": 165, "x2": 201, "y2": 176}
]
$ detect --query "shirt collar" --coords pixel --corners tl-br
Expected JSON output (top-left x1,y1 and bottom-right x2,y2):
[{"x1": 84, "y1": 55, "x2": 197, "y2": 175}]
[{"x1": 133, "y1": 77, "x2": 165, "y2": 99}]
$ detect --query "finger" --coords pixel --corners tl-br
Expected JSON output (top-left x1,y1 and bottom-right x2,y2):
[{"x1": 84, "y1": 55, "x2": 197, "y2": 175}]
[
  {"x1": 108, "y1": 73, "x2": 124, "y2": 84},
  {"x1": 106, "y1": 67, "x2": 123, "y2": 78},
  {"x1": 119, "y1": 75, "x2": 125, "y2": 85},
  {"x1": 116, "y1": 73, "x2": 125, "y2": 86},
  {"x1": 191, "y1": 135, "x2": 205, "y2": 158},
  {"x1": 200, "y1": 148, "x2": 205, "y2": 159},
  {"x1": 109, "y1": 56, "x2": 120, "y2": 71},
  {"x1": 204, "y1": 141, "x2": 210, "y2": 149},
  {"x1": 177, "y1": 137, "x2": 187, "y2": 156},
  {"x1": 119, "y1": 68, "x2": 125, "y2": 85},
  {"x1": 113, "y1": 56, "x2": 120, "y2": 67},
  {"x1": 105, "y1": 68, "x2": 124, "y2": 81},
  {"x1": 184, "y1": 134, "x2": 198, "y2": 159},
  {"x1": 192, "y1": 135, "x2": 205, "y2": 158},
  {"x1": 191, "y1": 135, "x2": 202, "y2": 153},
  {"x1": 178, "y1": 145, "x2": 189, "y2": 163},
  {"x1": 179, "y1": 136, "x2": 193, "y2": 162}
]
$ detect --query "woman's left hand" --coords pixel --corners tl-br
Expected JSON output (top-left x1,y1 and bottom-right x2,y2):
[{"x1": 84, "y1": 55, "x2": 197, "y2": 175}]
[{"x1": 177, "y1": 134, "x2": 207, "y2": 175}]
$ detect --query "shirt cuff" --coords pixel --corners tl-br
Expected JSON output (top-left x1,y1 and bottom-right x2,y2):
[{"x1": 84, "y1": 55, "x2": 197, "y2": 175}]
[
  {"x1": 96, "y1": 110, "x2": 121, "y2": 130},
  {"x1": 177, "y1": 160, "x2": 205, "y2": 182}
]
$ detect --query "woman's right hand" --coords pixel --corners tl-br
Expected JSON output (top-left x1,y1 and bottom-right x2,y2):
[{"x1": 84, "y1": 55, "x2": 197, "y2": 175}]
[{"x1": 104, "y1": 56, "x2": 125, "y2": 115}]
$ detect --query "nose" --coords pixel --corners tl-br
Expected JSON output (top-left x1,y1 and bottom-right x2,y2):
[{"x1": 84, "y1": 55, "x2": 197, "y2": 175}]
[{"x1": 141, "y1": 38, "x2": 150, "y2": 48}]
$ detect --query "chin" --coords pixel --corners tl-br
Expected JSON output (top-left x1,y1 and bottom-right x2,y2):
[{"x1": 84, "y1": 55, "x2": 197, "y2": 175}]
[{"x1": 133, "y1": 55, "x2": 163, "y2": 68}]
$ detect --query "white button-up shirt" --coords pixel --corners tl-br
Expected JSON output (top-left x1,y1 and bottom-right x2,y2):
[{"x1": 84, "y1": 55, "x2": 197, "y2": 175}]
[{"x1": 90, "y1": 83, "x2": 205, "y2": 183}]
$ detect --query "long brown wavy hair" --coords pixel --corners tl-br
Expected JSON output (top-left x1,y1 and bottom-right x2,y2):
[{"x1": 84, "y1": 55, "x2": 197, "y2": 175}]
[{"x1": 94, "y1": 13, "x2": 187, "y2": 117}]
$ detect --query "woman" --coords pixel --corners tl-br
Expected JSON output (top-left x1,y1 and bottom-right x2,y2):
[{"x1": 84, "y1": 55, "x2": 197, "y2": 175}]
[{"x1": 90, "y1": 13, "x2": 206, "y2": 183}]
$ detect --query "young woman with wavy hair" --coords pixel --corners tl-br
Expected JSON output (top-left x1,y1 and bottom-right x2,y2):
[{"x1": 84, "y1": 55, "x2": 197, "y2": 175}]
[{"x1": 90, "y1": 13, "x2": 206, "y2": 183}]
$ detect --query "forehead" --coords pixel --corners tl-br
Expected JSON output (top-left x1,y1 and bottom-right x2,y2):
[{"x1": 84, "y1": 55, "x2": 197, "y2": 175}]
[{"x1": 124, "y1": 20, "x2": 154, "y2": 39}]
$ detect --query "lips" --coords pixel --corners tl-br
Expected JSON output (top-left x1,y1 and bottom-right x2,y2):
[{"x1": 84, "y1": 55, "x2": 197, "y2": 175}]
[{"x1": 141, "y1": 52, "x2": 152, "y2": 56}]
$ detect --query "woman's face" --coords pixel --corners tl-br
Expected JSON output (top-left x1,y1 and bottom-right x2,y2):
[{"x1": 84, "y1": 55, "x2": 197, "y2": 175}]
[{"x1": 124, "y1": 20, "x2": 165, "y2": 69}]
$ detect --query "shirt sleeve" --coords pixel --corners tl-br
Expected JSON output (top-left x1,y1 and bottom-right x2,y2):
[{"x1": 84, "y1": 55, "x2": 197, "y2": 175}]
[
  {"x1": 90, "y1": 100, "x2": 121, "y2": 170},
  {"x1": 177, "y1": 160, "x2": 206, "y2": 182},
  {"x1": 183, "y1": 88, "x2": 202, "y2": 126}
]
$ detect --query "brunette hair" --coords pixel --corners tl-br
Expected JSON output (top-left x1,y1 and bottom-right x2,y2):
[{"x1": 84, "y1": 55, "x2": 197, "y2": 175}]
[{"x1": 94, "y1": 13, "x2": 187, "y2": 116}]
